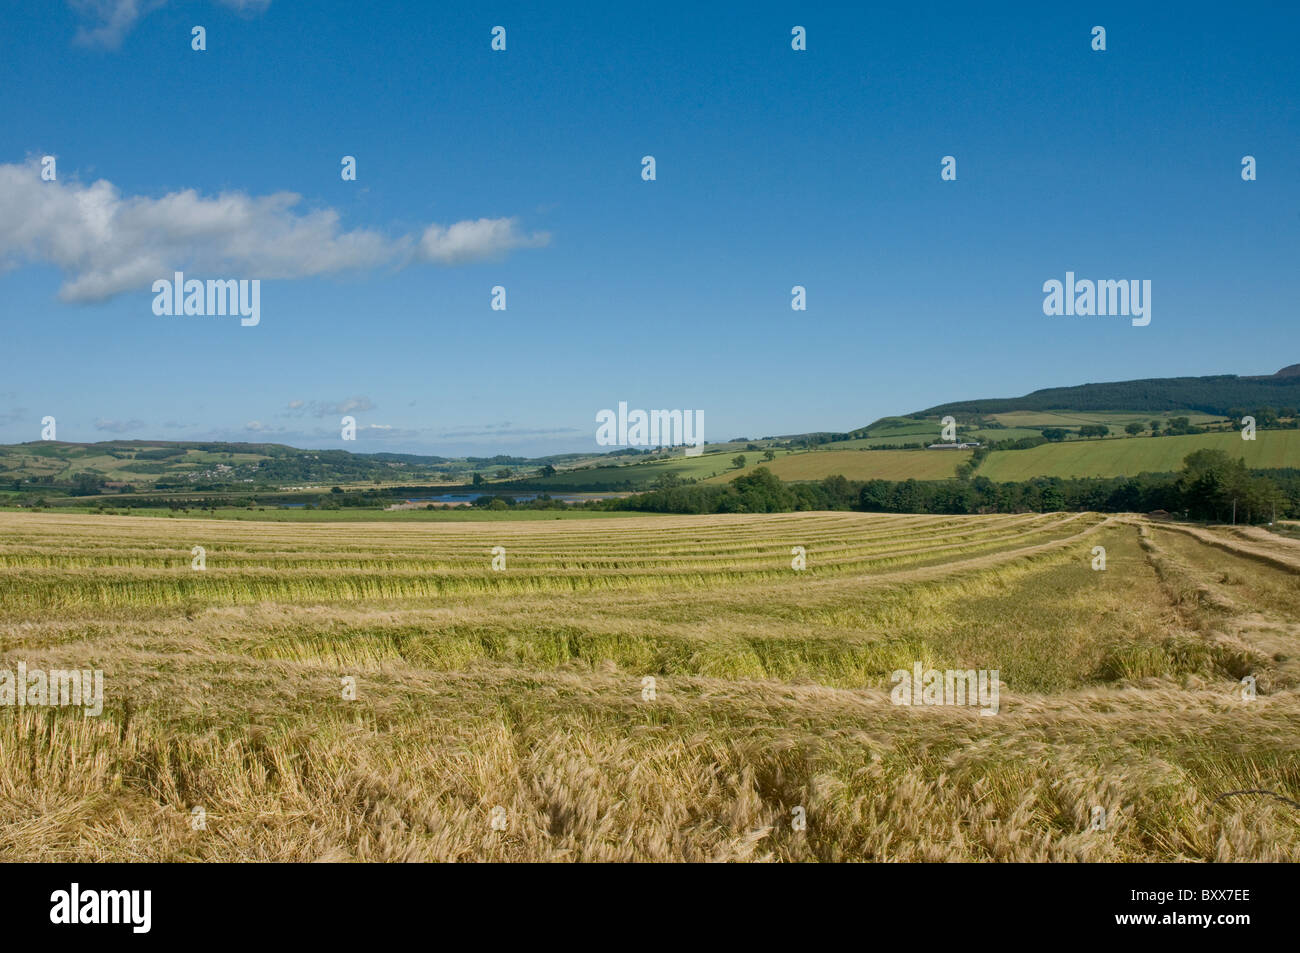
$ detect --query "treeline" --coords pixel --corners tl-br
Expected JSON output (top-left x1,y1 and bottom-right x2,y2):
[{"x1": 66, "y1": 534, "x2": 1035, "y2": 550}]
[
  {"x1": 610, "y1": 452, "x2": 1300, "y2": 523},
  {"x1": 861, "y1": 469, "x2": 1295, "y2": 524},
  {"x1": 868, "y1": 450, "x2": 1299, "y2": 522},
  {"x1": 606, "y1": 470, "x2": 858, "y2": 514}
]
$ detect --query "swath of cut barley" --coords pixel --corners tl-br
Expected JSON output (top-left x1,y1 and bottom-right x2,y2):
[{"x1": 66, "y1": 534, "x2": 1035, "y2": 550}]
[{"x1": 1, "y1": 510, "x2": 1297, "y2": 861}]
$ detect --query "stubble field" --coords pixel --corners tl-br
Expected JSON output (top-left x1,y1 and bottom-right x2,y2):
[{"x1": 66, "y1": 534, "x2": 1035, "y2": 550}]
[{"x1": 0, "y1": 509, "x2": 1297, "y2": 861}]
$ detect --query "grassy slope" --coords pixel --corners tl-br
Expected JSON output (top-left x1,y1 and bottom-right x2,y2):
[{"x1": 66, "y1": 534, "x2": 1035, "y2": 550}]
[
  {"x1": 979, "y1": 429, "x2": 1300, "y2": 481},
  {"x1": 988, "y1": 410, "x2": 1225, "y2": 429}
]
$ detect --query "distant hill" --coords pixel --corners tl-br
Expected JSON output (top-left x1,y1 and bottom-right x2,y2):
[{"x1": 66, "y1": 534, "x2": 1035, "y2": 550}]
[
  {"x1": 6, "y1": 365, "x2": 1298, "y2": 501},
  {"x1": 916, "y1": 366, "x2": 1300, "y2": 418},
  {"x1": 0, "y1": 440, "x2": 460, "y2": 490}
]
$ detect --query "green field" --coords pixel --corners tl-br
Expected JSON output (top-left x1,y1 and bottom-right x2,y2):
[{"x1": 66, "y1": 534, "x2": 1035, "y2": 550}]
[{"x1": 979, "y1": 430, "x2": 1300, "y2": 481}]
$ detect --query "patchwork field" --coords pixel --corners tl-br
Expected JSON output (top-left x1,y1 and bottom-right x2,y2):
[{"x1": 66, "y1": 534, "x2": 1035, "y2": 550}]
[
  {"x1": 705, "y1": 448, "x2": 970, "y2": 484},
  {"x1": 833, "y1": 428, "x2": 1043, "y2": 448},
  {"x1": 1, "y1": 509, "x2": 1297, "y2": 861}
]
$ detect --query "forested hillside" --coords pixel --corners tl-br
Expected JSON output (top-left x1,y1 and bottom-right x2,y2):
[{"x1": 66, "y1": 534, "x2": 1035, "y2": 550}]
[{"x1": 920, "y1": 368, "x2": 1300, "y2": 417}]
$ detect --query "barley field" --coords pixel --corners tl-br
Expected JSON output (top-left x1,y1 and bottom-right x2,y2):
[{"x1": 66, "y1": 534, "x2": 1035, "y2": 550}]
[{"x1": 1, "y1": 509, "x2": 1297, "y2": 862}]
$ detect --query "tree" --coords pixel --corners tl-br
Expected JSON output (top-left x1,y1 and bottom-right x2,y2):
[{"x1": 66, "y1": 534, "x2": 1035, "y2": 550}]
[
  {"x1": 69, "y1": 471, "x2": 105, "y2": 497},
  {"x1": 496, "y1": 469, "x2": 512, "y2": 480},
  {"x1": 820, "y1": 474, "x2": 853, "y2": 507},
  {"x1": 1125, "y1": 422, "x2": 1144, "y2": 436},
  {"x1": 472, "y1": 472, "x2": 485, "y2": 486},
  {"x1": 1179, "y1": 449, "x2": 1249, "y2": 521},
  {"x1": 1078, "y1": 425, "x2": 1109, "y2": 439},
  {"x1": 763, "y1": 449, "x2": 776, "y2": 462},
  {"x1": 1150, "y1": 420, "x2": 1161, "y2": 433},
  {"x1": 539, "y1": 464, "x2": 557, "y2": 478},
  {"x1": 727, "y1": 467, "x2": 794, "y2": 512},
  {"x1": 1042, "y1": 428, "x2": 1069, "y2": 442},
  {"x1": 732, "y1": 455, "x2": 747, "y2": 470}
]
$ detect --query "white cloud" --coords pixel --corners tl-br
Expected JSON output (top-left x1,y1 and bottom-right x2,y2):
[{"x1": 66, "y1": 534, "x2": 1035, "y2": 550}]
[
  {"x1": 0, "y1": 159, "x2": 549, "y2": 302},
  {"x1": 419, "y1": 218, "x2": 550, "y2": 264}
]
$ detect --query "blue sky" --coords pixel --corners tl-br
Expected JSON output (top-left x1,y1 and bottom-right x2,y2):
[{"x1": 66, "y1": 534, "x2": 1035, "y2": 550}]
[{"x1": 1, "y1": 1, "x2": 1297, "y2": 456}]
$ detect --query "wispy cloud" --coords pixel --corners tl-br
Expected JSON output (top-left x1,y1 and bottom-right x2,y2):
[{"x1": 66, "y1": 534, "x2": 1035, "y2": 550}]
[
  {"x1": 0, "y1": 405, "x2": 29, "y2": 426},
  {"x1": 69, "y1": 0, "x2": 271, "y2": 49},
  {"x1": 285, "y1": 396, "x2": 376, "y2": 419},
  {"x1": 342, "y1": 423, "x2": 423, "y2": 441},
  {"x1": 433, "y1": 422, "x2": 584, "y2": 439},
  {"x1": 241, "y1": 420, "x2": 419, "y2": 443},
  {"x1": 0, "y1": 159, "x2": 550, "y2": 302},
  {"x1": 93, "y1": 416, "x2": 145, "y2": 432},
  {"x1": 70, "y1": 0, "x2": 165, "y2": 49}
]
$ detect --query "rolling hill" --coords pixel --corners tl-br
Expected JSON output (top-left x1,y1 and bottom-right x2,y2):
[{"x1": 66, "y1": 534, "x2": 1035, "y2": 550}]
[{"x1": 3, "y1": 365, "x2": 1298, "y2": 505}]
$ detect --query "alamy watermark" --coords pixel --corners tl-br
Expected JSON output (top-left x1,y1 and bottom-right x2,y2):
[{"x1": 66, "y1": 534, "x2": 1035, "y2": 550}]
[
  {"x1": 152, "y1": 271, "x2": 260, "y2": 326},
  {"x1": 49, "y1": 884, "x2": 150, "y2": 933},
  {"x1": 1042, "y1": 272, "x2": 1150, "y2": 327},
  {"x1": 1, "y1": 663, "x2": 103, "y2": 716},
  {"x1": 891, "y1": 663, "x2": 999, "y2": 716},
  {"x1": 596, "y1": 402, "x2": 704, "y2": 456}
]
